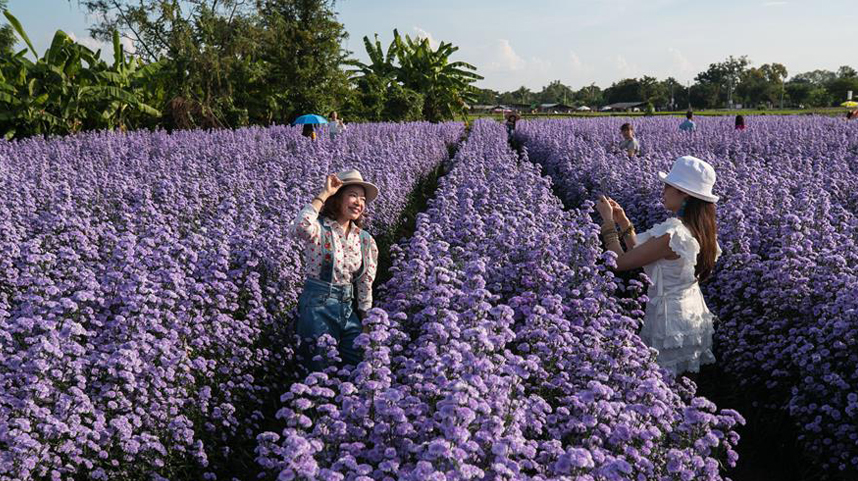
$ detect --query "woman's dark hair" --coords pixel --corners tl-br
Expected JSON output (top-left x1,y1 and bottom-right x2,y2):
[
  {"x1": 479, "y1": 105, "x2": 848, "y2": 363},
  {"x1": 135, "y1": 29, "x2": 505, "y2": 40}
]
[
  {"x1": 320, "y1": 187, "x2": 366, "y2": 228},
  {"x1": 735, "y1": 115, "x2": 745, "y2": 127},
  {"x1": 620, "y1": 122, "x2": 632, "y2": 132},
  {"x1": 681, "y1": 196, "x2": 718, "y2": 282},
  {"x1": 302, "y1": 124, "x2": 314, "y2": 137},
  {"x1": 686, "y1": 110, "x2": 693, "y2": 119}
]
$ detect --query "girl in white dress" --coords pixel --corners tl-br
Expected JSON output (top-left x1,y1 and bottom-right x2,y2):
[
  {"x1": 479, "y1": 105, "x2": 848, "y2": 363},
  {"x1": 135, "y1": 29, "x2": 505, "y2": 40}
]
[{"x1": 595, "y1": 155, "x2": 721, "y2": 377}]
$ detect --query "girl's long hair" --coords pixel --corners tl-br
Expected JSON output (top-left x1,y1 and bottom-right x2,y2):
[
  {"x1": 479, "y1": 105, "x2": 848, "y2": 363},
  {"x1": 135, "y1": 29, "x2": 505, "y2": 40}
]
[
  {"x1": 681, "y1": 196, "x2": 718, "y2": 281},
  {"x1": 320, "y1": 189, "x2": 366, "y2": 229}
]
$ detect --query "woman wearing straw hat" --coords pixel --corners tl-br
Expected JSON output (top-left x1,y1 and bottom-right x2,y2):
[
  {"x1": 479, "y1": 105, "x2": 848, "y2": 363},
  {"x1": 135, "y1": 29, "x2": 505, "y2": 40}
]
[
  {"x1": 595, "y1": 156, "x2": 721, "y2": 377},
  {"x1": 292, "y1": 169, "x2": 379, "y2": 371}
]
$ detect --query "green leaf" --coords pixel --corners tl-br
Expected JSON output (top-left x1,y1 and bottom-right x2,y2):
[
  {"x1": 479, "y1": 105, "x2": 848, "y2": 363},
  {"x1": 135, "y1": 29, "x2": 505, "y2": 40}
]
[{"x1": 4, "y1": 11, "x2": 38, "y2": 59}]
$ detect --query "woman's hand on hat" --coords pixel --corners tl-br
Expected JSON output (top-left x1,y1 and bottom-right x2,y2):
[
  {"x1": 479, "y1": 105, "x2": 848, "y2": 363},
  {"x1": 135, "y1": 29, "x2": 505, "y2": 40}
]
[
  {"x1": 323, "y1": 174, "x2": 343, "y2": 197},
  {"x1": 595, "y1": 195, "x2": 614, "y2": 222}
]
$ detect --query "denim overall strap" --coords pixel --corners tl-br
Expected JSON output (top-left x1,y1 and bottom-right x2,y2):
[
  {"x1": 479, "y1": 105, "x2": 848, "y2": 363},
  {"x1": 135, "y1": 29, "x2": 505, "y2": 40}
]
[
  {"x1": 353, "y1": 229, "x2": 372, "y2": 281},
  {"x1": 317, "y1": 217, "x2": 335, "y2": 283}
]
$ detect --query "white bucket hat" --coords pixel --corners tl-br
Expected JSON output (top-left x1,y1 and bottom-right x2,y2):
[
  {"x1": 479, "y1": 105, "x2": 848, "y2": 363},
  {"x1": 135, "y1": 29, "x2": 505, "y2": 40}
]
[
  {"x1": 658, "y1": 155, "x2": 719, "y2": 203},
  {"x1": 336, "y1": 169, "x2": 379, "y2": 202}
]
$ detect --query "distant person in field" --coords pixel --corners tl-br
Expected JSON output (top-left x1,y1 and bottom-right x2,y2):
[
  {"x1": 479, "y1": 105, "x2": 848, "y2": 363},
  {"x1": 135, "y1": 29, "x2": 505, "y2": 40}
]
[
  {"x1": 505, "y1": 113, "x2": 519, "y2": 138},
  {"x1": 595, "y1": 155, "x2": 721, "y2": 378},
  {"x1": 735, "y1": 114, "x2": 746, "y2": 130},
  {"x1": 679, "y1": 111, "x2": 697, "y2": 132},
  {"x1": 292, "y1": 170, "x2": 379, "y2": 372},
  {"x1": 618, "y1": 123, "x2": 640, "y2": 157},
  {"x1": 328, "y1": 111, "x2": 346, "y2": 140},
  {"x1": 847, "y1": 110, "x2": 858, "y2": 121},
  {"x1": 302, "y1": 123, "x2": 317, "y2": 140}
]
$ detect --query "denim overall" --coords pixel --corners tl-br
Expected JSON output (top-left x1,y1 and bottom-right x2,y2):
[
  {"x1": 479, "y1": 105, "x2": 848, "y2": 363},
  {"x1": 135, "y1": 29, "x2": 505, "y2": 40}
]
[{"x1": 296, "y1": 217, "x2": 373, "y2": 371}]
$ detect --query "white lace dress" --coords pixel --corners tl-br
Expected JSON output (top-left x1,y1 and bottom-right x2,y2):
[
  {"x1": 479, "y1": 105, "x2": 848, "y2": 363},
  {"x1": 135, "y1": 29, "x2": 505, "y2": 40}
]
[{"x1": 634, "y1": 217, "x2": 720, "y2": 375}]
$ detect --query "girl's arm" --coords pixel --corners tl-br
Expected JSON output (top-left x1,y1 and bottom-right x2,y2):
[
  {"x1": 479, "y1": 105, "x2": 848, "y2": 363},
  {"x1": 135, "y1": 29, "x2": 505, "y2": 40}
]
[
  {"x1": 602, "y1": 222, "x2": 675, "y2": 271},
  {"x1": 618, "y1": 219, "x2": 638, "y2": 249},
  {"x1": 613, "y1": 234, "x2": 675, "y2": 271}
]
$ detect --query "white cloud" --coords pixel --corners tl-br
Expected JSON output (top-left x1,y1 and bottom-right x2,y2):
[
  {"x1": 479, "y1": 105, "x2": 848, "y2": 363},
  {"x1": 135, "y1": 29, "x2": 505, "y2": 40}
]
[
  {"x1": 412, "y1": 27, "x2": 440, "y2": 49},
  {"x1": 67, "y1": 32, "x2": 109, "y2": 55},
  {"x1": 667, "y1": 47, "x2": 695, "y2": 79},
  {"x1": 570, "y1": 51, "x2": 583, "y2": 71},
  {"x1": 487, "y1": 39, "x2": 527, "y2": 71},
  {"x1": 611, "y1": 54, "x2": 639, "y2": 78},
  {"x1": 119, "y1": 36, "x2": 137, "y2": 55},
  {"x1": 568, "y1": 50, "x2": 593, "y2": 78}
]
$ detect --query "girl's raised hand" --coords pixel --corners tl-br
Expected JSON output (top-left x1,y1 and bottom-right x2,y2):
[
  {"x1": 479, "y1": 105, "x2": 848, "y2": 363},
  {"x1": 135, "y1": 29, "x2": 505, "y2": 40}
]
[
  {"x1": 324, "y1": 174, "x2": 343, "y2": 196},
  {"x1": 608, "y1": 197, "x2": 628, "y2": 223},
  {"x1": 595, "y1": 195, "x2": 614, "y2": 222}
]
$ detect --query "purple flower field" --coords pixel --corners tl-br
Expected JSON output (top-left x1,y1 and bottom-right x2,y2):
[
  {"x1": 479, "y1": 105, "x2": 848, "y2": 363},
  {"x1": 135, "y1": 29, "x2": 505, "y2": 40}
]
[
  {"x1": 515, "y1": 115, "x2": 858, "y2": 476},
  {"x1": 0, "y1": 122, "x2": 462, "y2": 480},
  {"x1": 256, "y1": 120, "x2": 742, "y2": 480},
  {"x1": 2, "y1": 114, "x2": 853, "y2": 480}
]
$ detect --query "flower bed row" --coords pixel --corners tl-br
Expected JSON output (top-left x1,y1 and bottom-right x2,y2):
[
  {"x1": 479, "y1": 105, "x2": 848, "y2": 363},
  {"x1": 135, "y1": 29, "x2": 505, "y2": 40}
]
[
  {"x1": 256, "y1": 119, "x2": 743, "y2": 481},
  {"x1": 514, "y1": 115, "x2": 858, "y2": 475},
  {"x1": 0, "y1": 122, "x2": 463, "y2": 480}
]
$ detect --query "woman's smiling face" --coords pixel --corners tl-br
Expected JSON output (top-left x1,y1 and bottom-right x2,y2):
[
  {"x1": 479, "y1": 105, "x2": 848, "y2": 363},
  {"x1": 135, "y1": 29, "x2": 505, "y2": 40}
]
[{"x1": 338, "y1": 185, "x2": 366, "y2": 222}]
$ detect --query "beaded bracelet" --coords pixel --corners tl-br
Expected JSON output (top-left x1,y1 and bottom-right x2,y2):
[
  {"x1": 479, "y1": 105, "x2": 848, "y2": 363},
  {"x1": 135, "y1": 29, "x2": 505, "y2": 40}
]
[
  {"x1": 620, "y1": 225, "x2": 635, "y2": 240},
  {"x1": 313, "y1": 196, "x2": 326, "y2": 204},
  {"x1": 601, "y1": 231, "x2": 620, "y2": 246}
]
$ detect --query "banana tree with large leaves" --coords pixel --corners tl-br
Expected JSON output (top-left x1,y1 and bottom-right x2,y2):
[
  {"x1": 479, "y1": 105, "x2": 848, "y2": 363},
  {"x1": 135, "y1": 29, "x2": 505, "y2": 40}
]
[
  {"x1": 391, "y1": 31, "x2": 482, "y2": 122},
  {"x1": 346, "y1": 32, "x2": 399, "y2": 86},
  {"x1": 84, "y1": 29, "x2": 165, "y2": 131},
  {"x1": 347, "y1": 29, "x2": 482, "y2": 122},
  {"x1": 0, "y1": 11, "x2": 162, "y2": 139}
]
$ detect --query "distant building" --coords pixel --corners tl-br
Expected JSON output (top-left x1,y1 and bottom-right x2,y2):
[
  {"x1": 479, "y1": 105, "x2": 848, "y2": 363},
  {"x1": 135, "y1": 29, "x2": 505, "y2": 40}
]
[
  {"x1": 537, "y1": 103, "x2": 576, "y2": 113},
  {"x1": 600, "y1": 101, "x2": 647, "y2": 112},
  {"x1": 469, "y1": 104, "x2": 496, "y2": 113}
]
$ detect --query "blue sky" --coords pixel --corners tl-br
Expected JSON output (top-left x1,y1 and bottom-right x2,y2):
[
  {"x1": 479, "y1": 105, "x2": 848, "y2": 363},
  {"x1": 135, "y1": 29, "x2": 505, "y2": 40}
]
[{"x1": 6, "y1": 0, "x2": 856, "y2": 91}]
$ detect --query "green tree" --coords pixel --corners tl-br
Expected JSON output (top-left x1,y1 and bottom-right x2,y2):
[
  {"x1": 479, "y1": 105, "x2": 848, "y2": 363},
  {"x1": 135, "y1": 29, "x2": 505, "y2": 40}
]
[
  {"x1": 472, "y1": 87, "x2": 499, "y2": 105},
  {"x1": 0, "y1": 0, "x2": 14, "y2": 53},
  {"x1": 391, "y1": 30, "x2": 482, "y2": 121},
  {"x1": 498, "y1": 86, "x2": 534, "y2": 105},
  {"x1": 792, "y1": 69, "x2": 837, "y2": 85},
  {"x1": 76, "y1": 0, "x2": 351, "y2": 128},
  {"x1": 836, "y1": 65, "x2": 857, "y2": 78},
  {"x1": 736, "y1": 63, "x2": 787, "y2": 107},
  {"x1": 537, "y1": 80, "x2": 575, "y2": 104},
  {"x1": 785, "y1": 79, "x2": 814, "y2": 107},
  {"x1": 694, "y1": 55, "x2": 751, "y2": 107},
  {"x1": 826, "y1": 76, "x2": 858, "y2": 104},
  {"x1": 349, "y1": 29, "x2": 481, "y2": 121},
  {"x1": 604, "y1": 78, "x2": 642, "y2": 104},
  {"x1": 256, "y1": 0, "x2": 352, "y2": 123},
  {"x1": 383, "y1": 82, "x2": 424, "y2": 121},
  {"x1": 574, "y1": 83, "x2": 603, "y2": 107},
  {"x1": 639, "y1": 75, "x2": 668, "y2": 109},
  {"x1": 660, "y1": 77, "x2": 686, "y2": 110},
  {"x1": 0, "y1": 12, "x2": 160, "y2": 139}
]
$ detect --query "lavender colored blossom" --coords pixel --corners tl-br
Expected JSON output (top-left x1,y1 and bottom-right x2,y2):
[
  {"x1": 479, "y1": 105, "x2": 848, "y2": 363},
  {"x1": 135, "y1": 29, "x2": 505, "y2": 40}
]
[
  {"x1": 256, "y1": 119, "x2": 744, "y2": 480},
  {"x1": 516, "y1": 115, "x2": 858, "y2": 477},
  {"x1": 0, "y1": 121, "x2": 462, "y2": 480}
]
